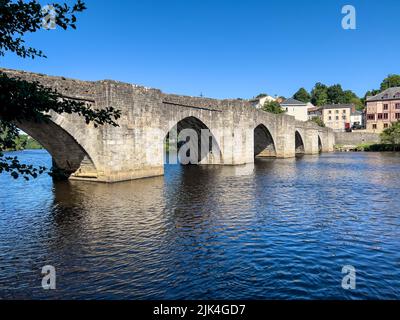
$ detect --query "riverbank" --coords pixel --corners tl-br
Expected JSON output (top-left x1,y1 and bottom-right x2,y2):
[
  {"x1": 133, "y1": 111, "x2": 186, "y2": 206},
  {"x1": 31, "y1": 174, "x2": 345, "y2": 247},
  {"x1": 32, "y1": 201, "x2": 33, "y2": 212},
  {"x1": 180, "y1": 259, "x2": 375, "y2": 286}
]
[
  {"x1": 335, "y1": 143, "x2": 400, "y2": 152},
  {"x1": 4, "y1": 135, "x2": 43, "y2": 151}
]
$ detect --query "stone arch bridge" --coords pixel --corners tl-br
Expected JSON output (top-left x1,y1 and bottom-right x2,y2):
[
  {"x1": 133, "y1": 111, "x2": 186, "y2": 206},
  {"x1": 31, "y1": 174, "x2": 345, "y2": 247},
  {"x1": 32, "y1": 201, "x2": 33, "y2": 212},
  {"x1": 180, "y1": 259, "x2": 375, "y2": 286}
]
[{"x1": 1, "y1": 69, "x2": 335, "y2": 182}]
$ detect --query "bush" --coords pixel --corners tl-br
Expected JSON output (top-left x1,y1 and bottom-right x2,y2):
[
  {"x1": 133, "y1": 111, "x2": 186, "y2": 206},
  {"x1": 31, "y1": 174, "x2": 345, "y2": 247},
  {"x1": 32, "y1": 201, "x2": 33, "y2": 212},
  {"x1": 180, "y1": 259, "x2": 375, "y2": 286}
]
[
  {"x1": 309, "y1": 117, "x2": 325, "y2": 127},
  {"x1": 363, "y1": 144, "x2": 400, "y2": 152},
  {"x1": 262, "y1": 101, "x2": 285, "y2": 114}
]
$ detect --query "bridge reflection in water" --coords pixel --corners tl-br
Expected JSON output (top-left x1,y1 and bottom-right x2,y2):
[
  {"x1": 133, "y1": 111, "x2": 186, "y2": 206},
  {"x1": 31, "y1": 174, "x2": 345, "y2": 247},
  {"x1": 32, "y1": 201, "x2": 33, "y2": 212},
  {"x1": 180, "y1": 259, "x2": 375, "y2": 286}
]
[{"x1": 1, "y1": 150, "x2": 400, "y2": 299}]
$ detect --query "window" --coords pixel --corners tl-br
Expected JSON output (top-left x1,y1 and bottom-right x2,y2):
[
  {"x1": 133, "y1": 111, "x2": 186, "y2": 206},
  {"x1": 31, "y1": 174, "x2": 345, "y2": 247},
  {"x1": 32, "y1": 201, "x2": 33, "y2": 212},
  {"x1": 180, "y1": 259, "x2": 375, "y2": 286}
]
[
  {"x1": 396, "y1": 113, "x2": 400, "y2": 119},
  {"x1": 395, "y1": 92, "x2": 400, "y2": 98},
  {"x1": 378, "y1": 113, "x2": 383, "y2": 120},
  {"x1": 343, "y1": 110, "x2": 346, "y2": 113},
  {"x1": 396, "y1": 103, "x2": 400, "y2": 109},
  {"x1": 384, "y1": 123, "x2": 389, "y2": 128},
  {"x1": 336, "y1": 116, "x2": 339, "y2": 120},
  {"x1": 367, "y1": 114, "x2": 375, "y2": 120},
  {"x1": 383, "y1": 94, "x2": 389, "y2": 99},
  {"x1": 383, "y1": 104, "x2": 389, "y2": 110},
  {"x1": 373, "y1": 124, "x2": 377, "y2": 129},
  {"x1": 384, "y1": 113, "x2": 389, "y2": 120},
  {"x1": 329, "y1": 110, "x2": 332, "y2": 114},
  {"x1": 328, "y1": 116, "x2": 332, "y2": 120},
  {"x1": 342, "y1": 115, "x2": 346, "y2": 120},
  {"x1": 336, "y1": 110, "x2": 339, "y2": 114}
]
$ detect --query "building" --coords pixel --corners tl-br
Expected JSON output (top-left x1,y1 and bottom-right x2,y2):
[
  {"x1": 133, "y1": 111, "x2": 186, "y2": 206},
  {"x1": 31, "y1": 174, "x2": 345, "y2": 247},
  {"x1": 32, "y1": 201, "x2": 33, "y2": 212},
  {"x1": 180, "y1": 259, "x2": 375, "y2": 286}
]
[
  {"x1": 366, "y1": 87, "x2": 400, "y2": 132},
  {"x1": 320, "y1": 104, "x2": 353, "y2": 132},
  {"x1": 280, "y1": 98, "x2": 309, "y2": 121},
  {"x1": 350, "y1": 110, "x2": 363, "y2": 128},
  {"x1": 250, "y1": 95, "x2": 277, "y2": 109},
  {"x1": 308, "y1": 106, "x2": 322, "y2": 121}
]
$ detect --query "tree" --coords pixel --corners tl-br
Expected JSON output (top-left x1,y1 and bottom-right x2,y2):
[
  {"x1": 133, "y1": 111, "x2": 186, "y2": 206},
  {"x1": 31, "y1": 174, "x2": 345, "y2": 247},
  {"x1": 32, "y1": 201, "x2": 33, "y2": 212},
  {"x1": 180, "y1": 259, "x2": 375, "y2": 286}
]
[
  {"x1": 361, "y1": 89, "x2": 380, "y2": 107},
  {"x1": 343, "y1": 90, "x2": 364, "y2": 110},
  {"x1": 327, "y1": 84, "x2": 346, "y2": 104},
  {"x1": 309, "y1": 117, "x2": 325, "y2": 127},
  {"x1": 381, "y1": 122, "x2": 400, "y2": 148},
  {"x1": 293, "y1": 88, "x2": 310, "y2": 103},
  {"x1": 255, "y1": 93, "x2": 268, "y2": 99},
  {"x1": 380, "y1": 74, "x2": 400, "y2": 91},
  {"x1": 262, "y1": 101, "x2": 285, "y2": 114},
  {"x1": 311, "y1": 83, "x2": 328, "y2": 106},
  {"x1": 311, "y1": 82, "x2": 363, "y2": 109},
  {"x1": 0, "y1": 0, "x2": 121, "y2": 180}
]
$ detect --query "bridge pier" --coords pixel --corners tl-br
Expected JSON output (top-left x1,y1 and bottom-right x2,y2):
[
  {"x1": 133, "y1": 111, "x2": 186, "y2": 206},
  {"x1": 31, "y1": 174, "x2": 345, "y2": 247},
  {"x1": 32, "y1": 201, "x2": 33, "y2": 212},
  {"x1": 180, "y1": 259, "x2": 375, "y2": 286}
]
[
  {"x1": 274, "y1": 115, "x2": 296, "y2": 158},
  {"x1": 301, "y1": 124, "x2": 321, "y2": 155}
]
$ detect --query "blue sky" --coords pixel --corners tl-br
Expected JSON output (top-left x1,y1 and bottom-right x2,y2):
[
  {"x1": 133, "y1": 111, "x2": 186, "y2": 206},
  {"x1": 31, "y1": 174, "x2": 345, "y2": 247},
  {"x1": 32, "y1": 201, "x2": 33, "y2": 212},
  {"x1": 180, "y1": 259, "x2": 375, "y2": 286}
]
[{"x1": 2, "y1": 0, "x2": 400, "y2": 99}]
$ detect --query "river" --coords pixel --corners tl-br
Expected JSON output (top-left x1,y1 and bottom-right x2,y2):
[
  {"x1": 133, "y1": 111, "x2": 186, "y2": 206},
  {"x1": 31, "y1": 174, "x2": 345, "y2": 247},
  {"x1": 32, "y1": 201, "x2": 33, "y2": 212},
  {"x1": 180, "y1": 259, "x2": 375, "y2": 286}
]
[{"x1": 1, "y1": 150, "x2": 400, "y2": 299}]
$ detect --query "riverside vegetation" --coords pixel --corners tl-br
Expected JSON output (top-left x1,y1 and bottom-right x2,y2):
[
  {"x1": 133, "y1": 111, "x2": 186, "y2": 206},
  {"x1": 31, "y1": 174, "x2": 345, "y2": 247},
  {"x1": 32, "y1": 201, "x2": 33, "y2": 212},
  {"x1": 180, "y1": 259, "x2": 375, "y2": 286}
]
[
  {"x1": 335, "y1": 121, "x2": 400, "y2": 152},
  {"x1": 5, "y1": 135, "x2": 43, "y2": 151}
]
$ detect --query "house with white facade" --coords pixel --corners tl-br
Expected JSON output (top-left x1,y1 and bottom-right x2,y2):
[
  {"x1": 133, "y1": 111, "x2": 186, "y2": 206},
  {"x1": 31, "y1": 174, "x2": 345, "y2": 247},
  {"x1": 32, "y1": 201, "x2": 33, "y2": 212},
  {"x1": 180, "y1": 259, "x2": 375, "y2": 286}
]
[
  {"x1": 280, "y1": 98, "x2": 309, "y2": 121},
  {"x1": 250, "y1": 95, "x2": 277, "y2": 109},
  {"x1": 350, "y1": 110, "x2": 364, "y2": 128}
]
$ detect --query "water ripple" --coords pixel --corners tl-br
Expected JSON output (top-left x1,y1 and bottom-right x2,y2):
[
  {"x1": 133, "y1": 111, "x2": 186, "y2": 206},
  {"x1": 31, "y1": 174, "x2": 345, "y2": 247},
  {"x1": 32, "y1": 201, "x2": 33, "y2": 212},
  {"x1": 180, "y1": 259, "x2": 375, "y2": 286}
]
[{"x1": 1, "y1": 150, "x2": 400, "y2": 299}]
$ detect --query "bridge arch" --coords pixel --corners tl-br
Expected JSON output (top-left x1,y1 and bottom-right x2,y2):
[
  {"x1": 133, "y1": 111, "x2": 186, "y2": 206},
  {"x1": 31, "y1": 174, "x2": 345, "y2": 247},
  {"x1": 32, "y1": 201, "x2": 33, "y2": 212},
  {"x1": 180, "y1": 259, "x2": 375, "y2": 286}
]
[
  {"x1": 295, "y1": 130, "x2": 305, "y2": 155},
  {"x1": 15, "y1": 117, "x2": 98, "y2": 179},
  {"x1": 164, "y1": 116, "x2": 222, "y2": 165},
  {"x1": 254, "y1": 124, "x2": 276, "y2": 158}
]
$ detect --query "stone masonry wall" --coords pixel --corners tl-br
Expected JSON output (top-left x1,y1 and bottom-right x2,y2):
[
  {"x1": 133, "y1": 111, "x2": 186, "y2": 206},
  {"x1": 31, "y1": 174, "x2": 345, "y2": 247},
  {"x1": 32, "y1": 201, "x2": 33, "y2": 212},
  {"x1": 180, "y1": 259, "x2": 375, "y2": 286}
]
[{"x1": 334, "y1": 132, "x2": 380, "y2": 145}]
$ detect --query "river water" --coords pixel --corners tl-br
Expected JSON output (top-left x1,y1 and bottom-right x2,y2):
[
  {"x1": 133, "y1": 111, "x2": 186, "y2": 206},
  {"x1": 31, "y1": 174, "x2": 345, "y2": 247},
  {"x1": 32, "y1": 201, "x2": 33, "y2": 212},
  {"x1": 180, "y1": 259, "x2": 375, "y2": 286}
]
[{"x1": 1, "y1": 150, "x2": 400, "y2": 299}]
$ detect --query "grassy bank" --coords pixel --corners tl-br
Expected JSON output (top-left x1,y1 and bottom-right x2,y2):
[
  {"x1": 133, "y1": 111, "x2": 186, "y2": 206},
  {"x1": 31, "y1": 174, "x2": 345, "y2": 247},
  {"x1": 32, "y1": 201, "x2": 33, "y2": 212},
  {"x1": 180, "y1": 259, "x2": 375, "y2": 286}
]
[
  {"x1": 5, "y1": 134, "x2": 43, "y2": 151},
  {"x1": 360, "y1": 143, "x2": 400, "y2": 152}
]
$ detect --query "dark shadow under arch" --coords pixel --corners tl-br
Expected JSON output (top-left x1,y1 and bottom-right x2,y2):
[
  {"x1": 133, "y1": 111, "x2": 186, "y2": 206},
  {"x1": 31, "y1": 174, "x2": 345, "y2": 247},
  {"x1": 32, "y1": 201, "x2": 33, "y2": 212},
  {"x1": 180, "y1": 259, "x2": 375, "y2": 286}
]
[
  {"x1": 16, "y1": 119, "x2": 97, "y2": 179},
  {"x1": 295, "y1": 131, "x2": 305, "y2": 155},
  {"x1": 318, "y1": 135, "x2": 323, "y2": 153},
  {"x1": 254, "y1": 124, "x2": 276, "y2": 158},
  {"x1": 164, "y1": 116, "x2": 221, "y2": 165}
]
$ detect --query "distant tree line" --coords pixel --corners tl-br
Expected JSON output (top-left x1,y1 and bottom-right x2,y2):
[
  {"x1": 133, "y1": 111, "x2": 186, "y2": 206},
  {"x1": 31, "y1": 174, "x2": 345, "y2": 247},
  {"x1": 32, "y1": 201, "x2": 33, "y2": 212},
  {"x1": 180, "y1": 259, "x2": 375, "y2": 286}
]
[
  {"x1": 291, "y1": 74, "x2": 400, "y2": 111},
  {"x1": 3, "y1": 135, "x2": 43, "y2": 151}
]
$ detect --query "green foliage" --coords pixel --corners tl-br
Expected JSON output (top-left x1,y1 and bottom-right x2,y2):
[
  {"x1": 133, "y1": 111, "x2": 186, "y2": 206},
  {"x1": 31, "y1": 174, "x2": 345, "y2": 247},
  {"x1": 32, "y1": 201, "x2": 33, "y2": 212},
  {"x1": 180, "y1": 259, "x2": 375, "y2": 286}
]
[
  {"x1": 362, "y1": 144, "x2": 400, "y2": 152},
  {"x1": 380, "y1": 121, "x2": 400, "y2": 145},
  {"x1": 327, "y1": 84, "x2": 345, "y2": 104},
  {"x1": 0, "y1": 72, "x2": 121, "y2": 127},
  {"x1": 362, "y1": 75, "x2": 400, "y2": 106},
  {"x1": 0, "y1": 0, "x2": 86, "y2": 58},
  {"x1": 262, "y1": 101, "x2": 285, "y2": 114},
  {"x1": 255, "y1": 93, "x2": 268, "y2": 99},
  {"x1": 309, "y1": 117, "x2": 325, "y2": 127},
  {"x1": 0, "y1": 0, "x2": 121, "y2": 180},
  {"x1": 293, "y1": 88, "x2": 310, "y2": 103},
  {"x1": 4, "y1": 134, "x2": 42, "y2": 151},
  {"x1": 355, "y1": 143, "x2": 373, "y2": 151},
  {"x1": 362, "y1": 89, "x2": 380, "y2": 105},
  {"x1": 343, "y1": 90, "x2": 364, "y2": 110},
  {"x1": 380, "y1": 74, "x2": 400, "y2": 91},
  {"x1": 309, "y1": 82, "x2": 363, "y2": 109},
  {"x1": 311, "y1": 83, "x2": 328, "y2": 106}
]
